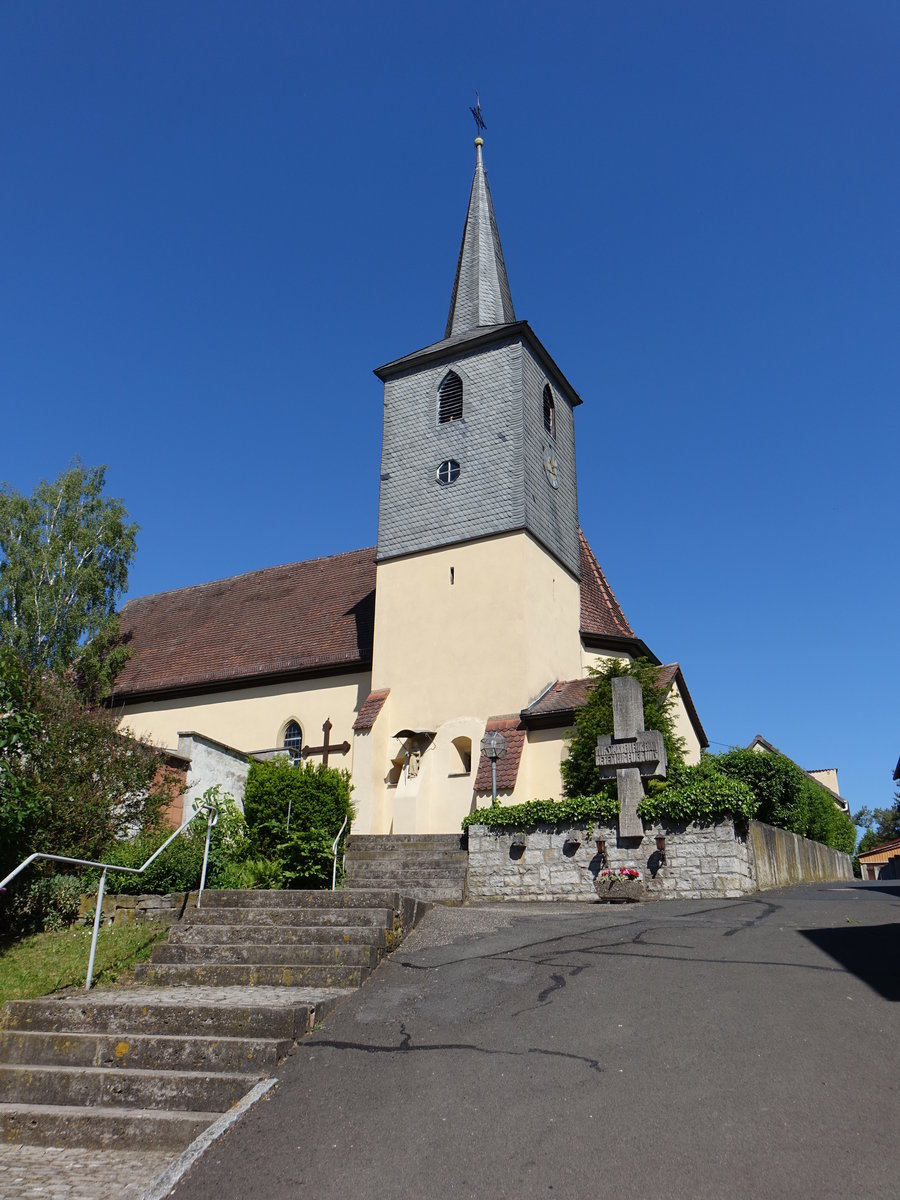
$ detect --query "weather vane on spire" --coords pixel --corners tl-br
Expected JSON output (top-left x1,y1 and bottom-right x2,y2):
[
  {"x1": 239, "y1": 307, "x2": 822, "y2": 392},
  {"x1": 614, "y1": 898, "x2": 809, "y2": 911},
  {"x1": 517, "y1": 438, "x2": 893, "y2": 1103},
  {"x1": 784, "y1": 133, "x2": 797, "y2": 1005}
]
[{"x1": 470, "y1": 92, "x2": 487, "y2": 135}]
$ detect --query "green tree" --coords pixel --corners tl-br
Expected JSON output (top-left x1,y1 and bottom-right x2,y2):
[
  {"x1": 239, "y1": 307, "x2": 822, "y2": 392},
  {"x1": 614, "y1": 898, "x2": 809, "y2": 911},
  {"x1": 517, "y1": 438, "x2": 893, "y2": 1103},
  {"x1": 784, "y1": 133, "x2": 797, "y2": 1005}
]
[
  {"x1": 853, "y1": 789, "x2": 900, "y2": 847},
  {"x1": 0, "y1": 650, "x2": 173, "y2": 883},
  {"x1": 0, "y1": 462, "x2": 137, "y2": 688},
  {"x1": 561, "y1": 658, "x2": 686, "y2": 799}
]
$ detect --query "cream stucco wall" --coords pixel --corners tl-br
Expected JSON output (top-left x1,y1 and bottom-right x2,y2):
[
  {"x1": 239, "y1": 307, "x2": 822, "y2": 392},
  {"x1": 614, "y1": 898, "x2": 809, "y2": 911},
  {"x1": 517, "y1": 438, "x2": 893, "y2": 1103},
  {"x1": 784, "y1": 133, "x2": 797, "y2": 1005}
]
[
  {"x1": 360, "y1": 531, "x2": 583, "y2": 833},
  {"x1": 371, "y1": 531, "x2": 582, "y2": 725},
  {"x1": 117, "y1": 672, "x2": 370, "y2": 771},
  {"x1": 668, "y1": 685, "x2": 702, "y2": 765},
  {"x1": 580, "y1": 646, "x2": 628, "y2": 675}
]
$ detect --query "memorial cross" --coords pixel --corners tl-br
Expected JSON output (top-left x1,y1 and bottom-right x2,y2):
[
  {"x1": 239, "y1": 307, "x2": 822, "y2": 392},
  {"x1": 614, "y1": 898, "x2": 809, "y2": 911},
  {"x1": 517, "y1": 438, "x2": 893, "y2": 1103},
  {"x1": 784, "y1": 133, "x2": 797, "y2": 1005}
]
[
  {"x1": 301, "y1": 718, "x2": 350, "y2": 767},
  {"x1": 595, "y1": 676, "x2": 667, "y2": 838}
]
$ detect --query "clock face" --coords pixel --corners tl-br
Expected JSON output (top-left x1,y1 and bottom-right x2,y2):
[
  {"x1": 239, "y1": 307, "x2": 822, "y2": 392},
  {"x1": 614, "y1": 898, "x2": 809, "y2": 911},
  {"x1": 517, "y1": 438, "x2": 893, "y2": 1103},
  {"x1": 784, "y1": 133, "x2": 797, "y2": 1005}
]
[{"x1": 544, "y1": 448, "x2": 559, "y2": 489}]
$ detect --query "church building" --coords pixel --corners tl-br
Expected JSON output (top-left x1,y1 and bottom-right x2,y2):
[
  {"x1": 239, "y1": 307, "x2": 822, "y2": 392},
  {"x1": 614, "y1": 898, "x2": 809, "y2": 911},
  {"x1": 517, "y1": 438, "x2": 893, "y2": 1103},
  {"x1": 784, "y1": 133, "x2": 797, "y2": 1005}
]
[{"x1": 113, "y1": 135, "x2": 707, "y2": 834}]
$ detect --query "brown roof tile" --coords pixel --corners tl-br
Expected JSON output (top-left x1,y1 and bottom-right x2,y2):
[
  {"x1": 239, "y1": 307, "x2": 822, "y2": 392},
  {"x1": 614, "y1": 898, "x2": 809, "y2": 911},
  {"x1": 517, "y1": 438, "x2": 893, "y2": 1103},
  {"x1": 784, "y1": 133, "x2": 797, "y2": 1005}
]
[
  {"x1": 112, "y1": 548, "x2": 376, "y2": 700},
  {"x1": 353, "y1": 689, "x2": 390, "y2": 732},
  {"x1": 579, "y1": 530, "x2": 635, "y2": 640},
  {"x1": 473, "y1": 717, "x2": 526, "y2": 792}
]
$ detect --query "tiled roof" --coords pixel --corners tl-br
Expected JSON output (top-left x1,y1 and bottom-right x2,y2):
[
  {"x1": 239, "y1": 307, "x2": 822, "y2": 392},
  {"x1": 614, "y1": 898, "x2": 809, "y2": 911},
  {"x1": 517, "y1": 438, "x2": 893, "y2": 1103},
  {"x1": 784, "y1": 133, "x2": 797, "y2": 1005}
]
[
  {"x1": 522, "y1": 663, "x2": 709, "y2": 750},
  {"x1": 353, "y1": 689, "x2": 390, "y2": 732},
  {"x1": 578, "y1": 530, "x2": 635, "y2": 641},
  {"x1": 473, "y1": 717, "x2": 526, "y2": 792},
  {"x1": 112, "y1": 534, "x2": 639, "y2": 703},
  {"x1": 111, "y1": 548, "x2": 376, "y2": 700}
]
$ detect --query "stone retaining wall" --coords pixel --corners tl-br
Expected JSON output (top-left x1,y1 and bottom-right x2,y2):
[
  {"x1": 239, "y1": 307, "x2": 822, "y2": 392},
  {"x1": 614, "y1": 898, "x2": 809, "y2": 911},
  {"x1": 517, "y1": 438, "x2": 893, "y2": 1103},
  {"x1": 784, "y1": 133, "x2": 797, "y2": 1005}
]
[
  {"x1": 77, "y1": 891, "x2": 188, "y2": 926},
  {"x1": 466, "y1": 820, "x2": 755, "y2": 902},
  {"x1": 466, "y1": 818, "x2": 853, "y2": 901}
]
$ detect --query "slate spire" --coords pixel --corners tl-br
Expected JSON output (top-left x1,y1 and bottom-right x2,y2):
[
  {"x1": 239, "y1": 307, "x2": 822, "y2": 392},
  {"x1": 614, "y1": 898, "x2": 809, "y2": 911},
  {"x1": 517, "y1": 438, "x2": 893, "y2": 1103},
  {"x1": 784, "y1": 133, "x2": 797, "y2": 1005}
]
[{"x1": 444, "y1": 137, "x2": 516, "y2": 338}]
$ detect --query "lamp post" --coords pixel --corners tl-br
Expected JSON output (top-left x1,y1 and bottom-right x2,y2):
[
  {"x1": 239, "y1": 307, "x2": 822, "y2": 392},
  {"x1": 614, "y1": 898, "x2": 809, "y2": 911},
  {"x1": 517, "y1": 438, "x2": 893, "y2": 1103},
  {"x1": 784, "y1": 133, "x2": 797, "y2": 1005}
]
[{"x1": 480, "y1": 730, "x2": 508, "y2": 804}]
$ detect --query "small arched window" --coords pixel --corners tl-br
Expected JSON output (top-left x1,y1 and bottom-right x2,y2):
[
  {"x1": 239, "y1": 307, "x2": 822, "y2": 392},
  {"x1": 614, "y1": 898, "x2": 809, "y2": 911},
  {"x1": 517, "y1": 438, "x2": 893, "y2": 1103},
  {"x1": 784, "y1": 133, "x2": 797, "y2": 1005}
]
[
  {"x1": 451, "y1": 736, "x2": 472, "y2": 775},
  {"x1": 543, "y1": 384, "x2": 556, "y2": 439},
  {"x1": 438, "y1": 371, "x2": 463, "y2": 423},
  {"x1": 283, "y1": 721, "x2": 302, "y2": 765}
]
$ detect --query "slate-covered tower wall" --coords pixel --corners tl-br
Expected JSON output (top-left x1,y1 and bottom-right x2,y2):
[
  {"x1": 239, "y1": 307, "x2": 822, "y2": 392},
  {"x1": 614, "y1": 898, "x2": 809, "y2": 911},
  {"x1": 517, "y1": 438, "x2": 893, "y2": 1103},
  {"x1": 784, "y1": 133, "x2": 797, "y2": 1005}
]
[{"x1": 376, "y1": 331, "x2": 581, "y2": 579}]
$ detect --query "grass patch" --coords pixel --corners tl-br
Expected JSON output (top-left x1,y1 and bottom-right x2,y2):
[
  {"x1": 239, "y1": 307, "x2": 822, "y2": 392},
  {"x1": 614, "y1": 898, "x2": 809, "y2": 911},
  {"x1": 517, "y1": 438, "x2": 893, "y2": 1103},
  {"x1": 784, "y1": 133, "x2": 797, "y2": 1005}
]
[{"x1": 0, "y1": 922, "x2": 171, "y2": 1004}]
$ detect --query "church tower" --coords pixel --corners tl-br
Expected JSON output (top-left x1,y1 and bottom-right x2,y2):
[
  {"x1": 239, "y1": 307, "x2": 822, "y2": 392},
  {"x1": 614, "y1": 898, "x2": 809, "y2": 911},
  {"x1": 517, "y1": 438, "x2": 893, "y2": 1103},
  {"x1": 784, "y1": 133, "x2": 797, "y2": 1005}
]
[{"x1": 356, "y1": 135, "x2": 590, "y2": 834}]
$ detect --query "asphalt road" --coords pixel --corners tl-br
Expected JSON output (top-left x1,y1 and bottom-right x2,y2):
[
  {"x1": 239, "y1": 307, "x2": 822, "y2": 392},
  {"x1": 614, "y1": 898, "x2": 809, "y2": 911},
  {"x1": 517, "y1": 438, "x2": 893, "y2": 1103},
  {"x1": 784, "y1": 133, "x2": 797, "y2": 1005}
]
[{"x1": 167, "y1": 883, "x2": 899, "y2": 1200}]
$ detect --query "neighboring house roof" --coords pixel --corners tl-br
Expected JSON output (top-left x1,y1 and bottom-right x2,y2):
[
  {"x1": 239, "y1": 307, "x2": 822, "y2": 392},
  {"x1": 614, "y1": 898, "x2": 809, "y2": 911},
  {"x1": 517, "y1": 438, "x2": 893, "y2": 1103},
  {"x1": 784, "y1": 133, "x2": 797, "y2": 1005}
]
[
  {"x1": 473, "y1": 717, "x2": 526, "y2": 792},
  {"x1": 111, "y1": 548, "x2": 377, "y2": 701},
  {"x1": 894, "y1": 756, "x2": 900, "y2": 782},
  {"x1": 747, "y1": 735, "x2": 850, "y2": 812},
  {"x1": 111, "y1": 533, "x2": 645, "y2": 704},
  {"x1": 857, "y1": 837, "x2": 900, "y2": 862},
  {"x1": 353, "y1": 689, "x2": 390, "y2": 733},
  {"x1": 520, "y1": 663, "x2": 709, "y2": 750}
]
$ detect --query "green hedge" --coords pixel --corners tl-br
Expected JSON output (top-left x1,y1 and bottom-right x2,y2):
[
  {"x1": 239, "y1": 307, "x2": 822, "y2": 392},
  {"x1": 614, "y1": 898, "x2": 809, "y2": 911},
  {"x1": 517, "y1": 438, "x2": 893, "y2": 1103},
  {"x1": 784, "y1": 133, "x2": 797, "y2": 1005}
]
[
  {"x1": 462, "y1": 793, "x2": 618, "y2": 831},
  {"x1": 637, "y1": 759, "x2": 758, "y2": 825},
  {"x1": 714, "y1": 748, "x2": 855, "y2": 854}
]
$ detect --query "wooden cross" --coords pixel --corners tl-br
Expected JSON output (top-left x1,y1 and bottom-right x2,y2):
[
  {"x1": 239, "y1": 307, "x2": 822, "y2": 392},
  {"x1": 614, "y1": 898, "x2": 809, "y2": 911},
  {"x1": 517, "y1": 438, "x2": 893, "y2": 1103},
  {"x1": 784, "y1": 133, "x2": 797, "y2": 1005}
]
[
  {"x1": 595, "y1": 676, "x2": 667, "y2": 838},
  {"x1": 301, "y1": 718, "x2": 350, "y2": 766}
]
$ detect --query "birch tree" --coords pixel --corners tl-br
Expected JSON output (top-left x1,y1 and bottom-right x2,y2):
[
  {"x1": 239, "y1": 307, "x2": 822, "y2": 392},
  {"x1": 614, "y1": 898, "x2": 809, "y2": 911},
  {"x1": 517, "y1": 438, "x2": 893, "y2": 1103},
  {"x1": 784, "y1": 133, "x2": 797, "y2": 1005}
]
[{"x1": 0, "y1": 462, "x2": 137, "y2": 679}]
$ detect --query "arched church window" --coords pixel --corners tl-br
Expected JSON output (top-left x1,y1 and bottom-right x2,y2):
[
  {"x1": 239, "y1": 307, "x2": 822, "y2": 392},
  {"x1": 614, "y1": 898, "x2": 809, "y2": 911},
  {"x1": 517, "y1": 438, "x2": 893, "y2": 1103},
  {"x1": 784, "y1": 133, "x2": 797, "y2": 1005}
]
[
  {"x1": 283, "y1": 721, "x2": 302, "y2": 765},
  {"x1": 438, "y1": 371, "x2": 463, "y2": 423},
  {"x1": 543, "y1": 384, "x2": 556, "y2": 440}
]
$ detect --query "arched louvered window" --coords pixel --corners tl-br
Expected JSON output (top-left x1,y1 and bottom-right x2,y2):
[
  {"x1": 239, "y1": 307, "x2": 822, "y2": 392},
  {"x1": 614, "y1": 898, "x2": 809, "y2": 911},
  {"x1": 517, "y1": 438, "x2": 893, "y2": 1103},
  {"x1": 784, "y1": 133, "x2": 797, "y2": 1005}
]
[
  {"x1": 438, "y1": 370, "x2": 463, "y2": 423},
  {"x1": 283, "y1": 721, "x2": 302, "y2": 765},
  {"x1": 543, "y1": 384, "x2": 556, "y2": 439}
]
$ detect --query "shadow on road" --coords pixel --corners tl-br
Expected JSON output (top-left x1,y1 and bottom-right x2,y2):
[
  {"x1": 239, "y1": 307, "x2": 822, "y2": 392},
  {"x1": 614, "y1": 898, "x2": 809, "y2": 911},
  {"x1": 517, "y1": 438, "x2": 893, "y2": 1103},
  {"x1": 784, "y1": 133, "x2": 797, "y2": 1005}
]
[{"x1": 799, "y1": 923, "x2": 900, "y2": 1001}]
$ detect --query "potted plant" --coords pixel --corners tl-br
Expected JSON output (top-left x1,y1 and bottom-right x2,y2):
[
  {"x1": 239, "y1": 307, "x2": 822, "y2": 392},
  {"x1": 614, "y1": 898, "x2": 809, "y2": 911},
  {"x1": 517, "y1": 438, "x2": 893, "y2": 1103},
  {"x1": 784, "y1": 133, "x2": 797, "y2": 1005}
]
[{"x1": 594, "y1": 867, "x2": 644, "y2": 903}]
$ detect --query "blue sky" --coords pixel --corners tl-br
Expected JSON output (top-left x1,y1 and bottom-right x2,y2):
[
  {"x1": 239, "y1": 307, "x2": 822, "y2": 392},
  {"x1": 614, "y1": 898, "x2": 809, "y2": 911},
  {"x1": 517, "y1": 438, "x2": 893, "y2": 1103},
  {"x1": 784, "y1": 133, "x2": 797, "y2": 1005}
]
[{"x1": 2, "y1": 2, "x2": 898, "y2": 817}]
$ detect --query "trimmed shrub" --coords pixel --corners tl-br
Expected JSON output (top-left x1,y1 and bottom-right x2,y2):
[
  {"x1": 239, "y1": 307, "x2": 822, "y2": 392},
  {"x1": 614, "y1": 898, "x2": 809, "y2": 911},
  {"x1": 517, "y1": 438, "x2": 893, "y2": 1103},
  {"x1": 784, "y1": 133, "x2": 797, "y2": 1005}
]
[{"x1": 243, "y1": 759, "x2": 353, "y2": 889}]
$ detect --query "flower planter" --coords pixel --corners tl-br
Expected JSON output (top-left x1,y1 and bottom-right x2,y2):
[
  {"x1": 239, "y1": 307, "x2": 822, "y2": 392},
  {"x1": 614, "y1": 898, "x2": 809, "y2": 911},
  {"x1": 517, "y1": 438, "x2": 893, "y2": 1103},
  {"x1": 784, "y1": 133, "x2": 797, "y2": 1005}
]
[{"x1": 594, "y1": 875, "x2": 645, "y2": 903}]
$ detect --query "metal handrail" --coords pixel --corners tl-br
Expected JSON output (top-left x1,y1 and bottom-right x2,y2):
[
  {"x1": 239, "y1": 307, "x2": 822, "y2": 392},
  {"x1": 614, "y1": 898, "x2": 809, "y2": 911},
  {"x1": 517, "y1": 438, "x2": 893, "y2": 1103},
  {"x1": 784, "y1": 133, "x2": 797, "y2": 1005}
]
[
  {"x1": 0, "y1": 798, "x2": 220, "y2": 991},
  {"x1": 331, "y1": 816, "x2": 348, "y2": 890}
]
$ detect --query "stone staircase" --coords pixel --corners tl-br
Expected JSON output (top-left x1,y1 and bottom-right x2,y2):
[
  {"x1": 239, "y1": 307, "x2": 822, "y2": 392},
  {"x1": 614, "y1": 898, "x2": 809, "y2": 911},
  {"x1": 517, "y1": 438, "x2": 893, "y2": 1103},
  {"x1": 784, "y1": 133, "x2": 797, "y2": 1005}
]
[
  {"x1": 0, "y1": 888, "x2": 426, "y2": 1151},
  {"x1": 343, "y1": 834, "x2": 469, "y2": 904}
]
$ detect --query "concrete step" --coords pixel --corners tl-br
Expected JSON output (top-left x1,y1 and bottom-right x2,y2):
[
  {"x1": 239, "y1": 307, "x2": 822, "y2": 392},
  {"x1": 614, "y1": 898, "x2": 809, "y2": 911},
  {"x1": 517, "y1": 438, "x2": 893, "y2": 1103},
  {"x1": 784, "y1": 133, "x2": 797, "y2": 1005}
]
[
  {"x1": 0, "y1": 1063, "x2": 257, "y2": 1112},
  {"x1": 182, "y1": 905, "x2": 393, "y2": 928},
  {"x1": 134, "y1": 962, "x2": 368, "y2": 988},
  {"x1": 1, "y1": 998, "x2": 314, "y2": 1041},
  {"x1": 346, "y1": 835, "x2": 466, "y2": 850},
  {"x1": 344, "y1": 860, "x2": 467, "y2": 877},
  {"x1": 150, "y1": 941, "x2": 379, "y2": 968},
  {"x1": 0, "y1": 1101, "x2": 219, "y2": 1149},
  {"x1": 169, "y1": 921, "x2": 386, "y2": 947},
  {"x1": 0, "y1": 1029, "x2": 291, "y2": 1073},
  {"x1": 345, "y1": 878, "x2": 466, "y2": 902},
  {"x1": 344, "y1": 849, "x2": 468, "y2": 865},
  {"x1": 190, "y1": 888, "x2": 399, "y2": 909}
]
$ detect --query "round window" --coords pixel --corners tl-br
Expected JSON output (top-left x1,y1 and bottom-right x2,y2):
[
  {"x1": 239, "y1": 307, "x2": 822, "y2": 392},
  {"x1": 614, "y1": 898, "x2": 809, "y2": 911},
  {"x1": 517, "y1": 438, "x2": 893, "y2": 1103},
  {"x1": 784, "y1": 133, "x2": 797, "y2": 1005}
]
[{"x1": 436, "y1": 459, "x2": 460, "y2": 486}]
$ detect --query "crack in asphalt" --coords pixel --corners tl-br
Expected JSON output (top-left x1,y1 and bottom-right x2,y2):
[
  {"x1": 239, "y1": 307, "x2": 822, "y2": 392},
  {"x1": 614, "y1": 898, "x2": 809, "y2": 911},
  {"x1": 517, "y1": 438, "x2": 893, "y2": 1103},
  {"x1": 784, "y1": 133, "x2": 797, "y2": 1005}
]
[
  {"x1": 391, "y1": 897, "x2": 835, "y2": 1024},
  {"x1": 307, "y1": 1020, "x2": 605, "y2": 1075}
]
